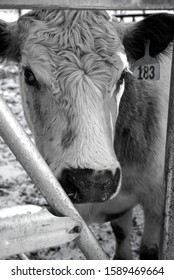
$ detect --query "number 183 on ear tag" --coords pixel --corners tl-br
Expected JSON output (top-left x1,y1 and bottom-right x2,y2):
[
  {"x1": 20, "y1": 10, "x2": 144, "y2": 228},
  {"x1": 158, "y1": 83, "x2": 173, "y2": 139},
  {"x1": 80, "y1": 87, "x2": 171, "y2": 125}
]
[{"x1": 133, "y1": 40, "x2": 160, "y2": 81}]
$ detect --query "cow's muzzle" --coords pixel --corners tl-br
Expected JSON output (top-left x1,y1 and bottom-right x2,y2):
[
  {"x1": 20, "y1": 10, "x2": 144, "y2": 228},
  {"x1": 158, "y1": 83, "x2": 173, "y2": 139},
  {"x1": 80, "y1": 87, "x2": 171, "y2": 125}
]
[{"x1": 59, "y1": 167, "x2": 121, "y2": 203}]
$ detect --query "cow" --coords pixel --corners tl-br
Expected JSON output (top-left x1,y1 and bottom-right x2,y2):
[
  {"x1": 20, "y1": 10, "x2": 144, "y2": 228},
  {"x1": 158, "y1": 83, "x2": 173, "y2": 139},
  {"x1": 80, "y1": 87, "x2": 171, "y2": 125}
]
[{"x1": 0, "y1": 10, "x2": 174, "y2": 260}]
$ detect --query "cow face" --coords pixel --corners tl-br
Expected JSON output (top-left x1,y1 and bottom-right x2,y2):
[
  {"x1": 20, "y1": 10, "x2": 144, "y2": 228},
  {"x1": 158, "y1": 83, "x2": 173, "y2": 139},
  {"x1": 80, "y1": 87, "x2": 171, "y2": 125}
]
[{"x1": 0, "y1": 10, "x2": 126, "y2": 203}]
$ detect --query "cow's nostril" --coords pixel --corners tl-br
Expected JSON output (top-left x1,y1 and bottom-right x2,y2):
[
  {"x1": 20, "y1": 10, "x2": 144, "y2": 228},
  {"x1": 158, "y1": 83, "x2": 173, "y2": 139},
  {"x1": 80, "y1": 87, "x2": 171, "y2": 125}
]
[{"x1": 114, "y1": 167, "x2": 121, "y2": 187}]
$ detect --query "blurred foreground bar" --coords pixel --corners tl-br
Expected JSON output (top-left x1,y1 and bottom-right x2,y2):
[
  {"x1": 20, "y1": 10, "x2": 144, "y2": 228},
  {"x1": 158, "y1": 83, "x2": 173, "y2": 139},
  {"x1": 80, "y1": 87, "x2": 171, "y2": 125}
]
[
  {"x1": 0, "y1": 205, "x2": 81, "y2": 257},
  {"x1": 0, "y1": 0, "x2": 174, "y2": 10}
]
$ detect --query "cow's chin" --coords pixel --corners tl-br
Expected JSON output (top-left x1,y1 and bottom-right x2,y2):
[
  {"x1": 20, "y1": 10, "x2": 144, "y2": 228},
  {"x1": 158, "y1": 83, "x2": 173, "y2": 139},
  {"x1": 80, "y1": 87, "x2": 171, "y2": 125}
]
[{"x1": 67, "y1": 189, "x2": 116, "y2": 204}]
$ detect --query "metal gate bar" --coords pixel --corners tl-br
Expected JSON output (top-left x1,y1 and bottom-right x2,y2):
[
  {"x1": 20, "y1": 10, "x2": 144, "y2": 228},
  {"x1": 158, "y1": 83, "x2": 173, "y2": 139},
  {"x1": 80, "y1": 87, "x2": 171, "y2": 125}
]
[
  {"x1": 0, "y1": 0, "x2": 174, "y2": 10},
  {"x1": 0, "y1": 95, "x2": 108, "y2": 260}
]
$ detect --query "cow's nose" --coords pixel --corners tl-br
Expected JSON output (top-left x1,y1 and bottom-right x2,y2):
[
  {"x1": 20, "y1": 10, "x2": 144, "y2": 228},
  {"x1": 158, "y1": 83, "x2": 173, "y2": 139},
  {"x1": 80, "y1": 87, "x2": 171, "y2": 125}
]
[{"x1": 59, "y1": 167, "x2": 121, "y2": 203}]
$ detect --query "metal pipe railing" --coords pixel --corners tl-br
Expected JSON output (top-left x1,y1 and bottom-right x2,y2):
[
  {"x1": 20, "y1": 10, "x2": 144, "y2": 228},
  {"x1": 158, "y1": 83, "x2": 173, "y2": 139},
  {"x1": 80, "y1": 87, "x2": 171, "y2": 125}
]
[
  {"x1": 0, "y1": 0, "x2": 174, "y2": 10},
  {"x1": 0, "y1": 94, "x2": 108, "y2": 260}
]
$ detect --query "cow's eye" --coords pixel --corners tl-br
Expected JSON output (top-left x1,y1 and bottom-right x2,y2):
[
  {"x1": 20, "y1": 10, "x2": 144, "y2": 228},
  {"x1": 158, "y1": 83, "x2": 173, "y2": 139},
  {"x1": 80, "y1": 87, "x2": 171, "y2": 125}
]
[
  {"x1": 117, "y1": 70, "x2": 126, "y2": 89},
  {"x1": 24, "y1": 68, "x2": 37, "y2": 86}
]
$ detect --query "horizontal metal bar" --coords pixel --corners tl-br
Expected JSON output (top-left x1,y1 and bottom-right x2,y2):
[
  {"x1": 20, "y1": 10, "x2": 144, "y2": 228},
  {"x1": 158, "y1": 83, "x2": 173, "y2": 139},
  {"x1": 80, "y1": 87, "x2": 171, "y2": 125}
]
[
  {"x1": 159, "y1": 42, "x2": 174, "y2": 260},
  {"x1": 0, "y1": 95, "x2": 108, "y2": 260},
  {"x1": 0, "y1": 0, "x2": 174, "y2": 10},
  {"x1": 0, "y1": 205, "x2": 81, "y2": 257}
]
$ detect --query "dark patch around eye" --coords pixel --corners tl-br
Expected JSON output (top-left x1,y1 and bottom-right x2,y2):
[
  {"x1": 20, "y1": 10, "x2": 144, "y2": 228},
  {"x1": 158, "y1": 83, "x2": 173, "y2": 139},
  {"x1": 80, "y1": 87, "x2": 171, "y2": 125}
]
[
  {"x1": 23, "y1": 67, "x2": 39, "y2": 87},
  {"x1": 115, "y1": 70, "x2": 126, "y2": 93},
  {"x1": 118, "y1": 69, "x2": 126, "y2": 86}
]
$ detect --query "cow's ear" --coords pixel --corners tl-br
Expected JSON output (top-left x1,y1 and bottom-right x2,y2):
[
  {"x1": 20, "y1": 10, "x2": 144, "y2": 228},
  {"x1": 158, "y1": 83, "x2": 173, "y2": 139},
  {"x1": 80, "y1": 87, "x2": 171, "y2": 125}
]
[
  {"x1": 0, "y1": 20, "x2": 20, "y2": 62},
  {"x1": 123, "y1": 13, "x2": 174, "y2": 60}
]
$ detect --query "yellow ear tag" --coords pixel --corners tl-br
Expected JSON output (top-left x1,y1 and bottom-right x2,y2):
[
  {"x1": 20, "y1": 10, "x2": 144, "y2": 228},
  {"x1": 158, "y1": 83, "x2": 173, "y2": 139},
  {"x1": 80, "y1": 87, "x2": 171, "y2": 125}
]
[{"x1": 133, "y1": 40, "x2": 160, "y2": 80}]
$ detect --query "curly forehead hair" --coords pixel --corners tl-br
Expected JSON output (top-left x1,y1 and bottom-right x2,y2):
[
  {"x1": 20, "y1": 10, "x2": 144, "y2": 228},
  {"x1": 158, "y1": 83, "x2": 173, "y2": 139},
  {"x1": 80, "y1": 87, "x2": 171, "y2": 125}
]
[
  {"x1": 19, "y1": 9, "x2": 124, "y2": 59},
  {"x1": 19, "y1": 10, "x2": 125, "y2": 91}
]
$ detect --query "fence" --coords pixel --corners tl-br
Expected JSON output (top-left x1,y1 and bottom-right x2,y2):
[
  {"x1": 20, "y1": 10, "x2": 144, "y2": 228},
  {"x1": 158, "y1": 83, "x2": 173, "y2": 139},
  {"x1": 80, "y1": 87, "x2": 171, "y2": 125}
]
[
  {"x1": 0, "y1": 0, "x2": 174, "y2": 10},
  {"x1": 0, "y1": 0, "x2": 174, "y2": 260}
]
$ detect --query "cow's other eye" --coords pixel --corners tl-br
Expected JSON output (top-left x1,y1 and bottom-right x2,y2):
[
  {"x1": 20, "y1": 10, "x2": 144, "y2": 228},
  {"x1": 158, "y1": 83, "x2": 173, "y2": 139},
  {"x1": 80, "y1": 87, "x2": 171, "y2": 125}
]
[
  {"x1": 117, "y1": 70, "x2": 126, "y2": 89},
  {"x1": 24, "y1": 68, "x2": 37, "y2": 86}
]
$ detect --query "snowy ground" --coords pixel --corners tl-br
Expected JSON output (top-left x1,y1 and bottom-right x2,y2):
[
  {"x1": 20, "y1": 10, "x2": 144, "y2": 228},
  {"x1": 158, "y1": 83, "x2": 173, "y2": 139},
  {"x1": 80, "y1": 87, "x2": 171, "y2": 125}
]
[{"x1": 0, "y1": 63, "x2": 144, "y2": 260}]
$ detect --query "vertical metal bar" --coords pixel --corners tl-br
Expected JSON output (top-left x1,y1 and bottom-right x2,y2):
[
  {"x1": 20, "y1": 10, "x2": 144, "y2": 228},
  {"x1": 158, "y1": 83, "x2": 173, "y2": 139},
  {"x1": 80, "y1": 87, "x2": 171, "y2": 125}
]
[
  {"x1": 0, "y1": 95, "x2": 108, "y2": 260},
  {"x1": 160, "y1": 42, "x2": 174, "y2": 259}
]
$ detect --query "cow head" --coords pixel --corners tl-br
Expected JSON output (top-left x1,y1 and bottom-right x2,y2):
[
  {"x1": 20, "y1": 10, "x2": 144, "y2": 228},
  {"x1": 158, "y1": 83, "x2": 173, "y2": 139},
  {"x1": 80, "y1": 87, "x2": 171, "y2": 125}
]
[{"x1": 0, "y1": 11, "x2": 174, "y2": 203}]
